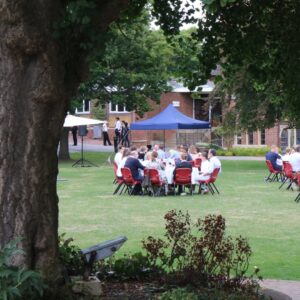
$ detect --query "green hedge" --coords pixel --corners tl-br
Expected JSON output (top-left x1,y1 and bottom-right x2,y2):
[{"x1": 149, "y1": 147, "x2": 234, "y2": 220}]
[{"x1": 217, "y1": 147, "x2": 269, "y2": 157}]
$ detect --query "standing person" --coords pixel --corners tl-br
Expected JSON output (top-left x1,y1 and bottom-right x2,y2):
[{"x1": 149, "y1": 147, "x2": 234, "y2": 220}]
[
  {"x1": 114, "y1": 117, "x2": 122, "y2": 144},
  {"x1": 121, "y1": 121, "x2": 130, "y2": 147},
  {"x1": 71, "y1": 126, "x2": 78, "y2": 146},
  {"x1": 102, "y1": 121, "x2": 111, "y2": 146}
]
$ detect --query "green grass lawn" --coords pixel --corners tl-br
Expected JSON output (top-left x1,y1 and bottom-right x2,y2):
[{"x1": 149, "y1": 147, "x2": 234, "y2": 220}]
[{"x1": 58, "y1": 152, "x2": 300, "y2": 280}]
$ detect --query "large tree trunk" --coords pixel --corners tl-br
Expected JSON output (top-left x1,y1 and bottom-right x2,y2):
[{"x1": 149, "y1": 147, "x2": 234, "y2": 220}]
[
  {"x1": 0, "y1": 0, "x2": 130, "y2": 283},
  {"x1": 58, "y1": 128, "x2": 71, "y2": 161}
]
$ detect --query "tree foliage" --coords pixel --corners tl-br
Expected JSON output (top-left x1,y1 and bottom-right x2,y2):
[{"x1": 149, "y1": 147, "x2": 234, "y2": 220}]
[
  {"x1": 194, "y1": 0, "x2": 300, "y2": 129},
  {"x1": 151, "y1": 0, "x2": 300, "y2": 129},
  {"x1": 75, "y1": 10, "x2": 172, "y2": 116}
]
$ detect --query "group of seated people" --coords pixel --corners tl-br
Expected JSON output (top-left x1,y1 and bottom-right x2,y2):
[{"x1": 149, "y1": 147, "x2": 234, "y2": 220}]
[
  {"x1": 114, "y1": 143, "x2": 222, "y2": 195},
  {"x1": 266, "y1": 145, "x2": 300, "y2": 172}
]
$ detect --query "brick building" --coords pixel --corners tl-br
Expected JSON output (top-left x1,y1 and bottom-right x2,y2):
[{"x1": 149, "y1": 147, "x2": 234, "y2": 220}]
[{"x1": 75, "y1": 80, "x2": 300, "y2": 150}]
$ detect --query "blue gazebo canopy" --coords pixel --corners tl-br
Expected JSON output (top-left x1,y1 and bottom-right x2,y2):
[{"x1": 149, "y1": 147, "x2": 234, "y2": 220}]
[{"x1": 130, "y1": 104, "x2": 211, "y2": 130}]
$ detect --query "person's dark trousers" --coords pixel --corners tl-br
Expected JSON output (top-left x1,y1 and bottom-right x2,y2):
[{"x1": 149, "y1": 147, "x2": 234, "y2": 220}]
[
  {"x1": 132, "y1": 175, "x2": 144, "y2": 195},
  {"x1": 113, "y1": 136, "x2": 118, "y2": 153},
  {"x1": 115, "y1": 132, "x2": 120, "y2": 144},
  {"x1": 123, "y1": 136, "x2": 130, "y2": 147},
  {"x1": 103, "y1": 132, "x2": 111, "y2": 146},
  {"x1": 177, "y1": 185, "x2": 183, "y2": 194},
  {"x1": 72, "y1": 132, "x2": 77, "y2": 146}
]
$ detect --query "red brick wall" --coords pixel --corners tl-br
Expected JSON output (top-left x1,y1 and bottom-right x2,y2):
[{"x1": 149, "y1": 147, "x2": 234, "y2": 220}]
[{"x1": 265, "y1": 126, "x2": 280, "y2": 146}]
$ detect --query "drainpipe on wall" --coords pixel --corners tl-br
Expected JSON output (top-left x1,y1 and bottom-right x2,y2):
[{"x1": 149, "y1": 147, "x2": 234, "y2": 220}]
[{"x1": 193, "y1": 97, "x2": 195, "y2": 119}]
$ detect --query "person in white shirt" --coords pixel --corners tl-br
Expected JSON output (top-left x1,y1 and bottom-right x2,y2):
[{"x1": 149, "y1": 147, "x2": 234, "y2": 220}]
[
  {"x1": 114, "y1": 117, "x2": 122, "y2": 143},
  {"x1": 116, "y1": 148, "x2": 130, "y2": 177},
  {"x1": 102, "y1": 121, "x2": 111, "y2": 146},
  {"x1": 289, "y1": 146, "x2": 300, "y2": 172},
  {"x1": 192, "y1": 152, "x2": 213, "y2": 191},
  {"x1": 114, "y1": 146, "x2": 124, "y2": 167},
  {"x1": 208, "y1": 149, "x2": 222, "y2": 172},
  {"x1": 282, "y1": 148, "x2": 294, "y2": 162},
  {"x1": 153, "y1": 144, "x2": 166, "y2": 160},
  {"x1": 198, "y1": 152, "x2": 213, "y2": 181}
]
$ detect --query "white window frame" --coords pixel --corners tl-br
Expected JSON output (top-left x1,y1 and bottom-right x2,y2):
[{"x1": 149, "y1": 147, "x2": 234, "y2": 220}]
[
  {"x1": 260, "y1": 129, "x2": 266, "y2": 145},
  {"x1": 248, "y1": 131, "x2": 254, "y2": 145},
  {"x1": 75, "y1": 99, "x2": 91, "y2": 115},
  {"x1": 109, "y1": 102, "x2": 128, "y2": 113},
  {"x1": 235, "y1": 133, "x2": 242, "y2": 145}
]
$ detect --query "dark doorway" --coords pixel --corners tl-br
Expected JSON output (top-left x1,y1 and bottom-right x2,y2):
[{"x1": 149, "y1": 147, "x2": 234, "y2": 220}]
[{"x1": 280, "y1": 129, "x2": 288, "y2": 152}]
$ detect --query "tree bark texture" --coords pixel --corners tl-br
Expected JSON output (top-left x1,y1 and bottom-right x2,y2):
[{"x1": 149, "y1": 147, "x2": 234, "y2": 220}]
[
  {"x1": 0, "y1": 0, "x2": 130, "y2": 281},
  {"x1": 58, "y1": 128, "x2": 70, "y2": 161}
]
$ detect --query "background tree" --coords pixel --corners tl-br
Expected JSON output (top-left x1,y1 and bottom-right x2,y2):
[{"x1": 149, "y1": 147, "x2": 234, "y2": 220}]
[
  {"x1": 194, "y1": 0, "x2": 300, "y2": 129},
  {"x1": 75, "y1": 10, "x2": 172, "y2": 116}
]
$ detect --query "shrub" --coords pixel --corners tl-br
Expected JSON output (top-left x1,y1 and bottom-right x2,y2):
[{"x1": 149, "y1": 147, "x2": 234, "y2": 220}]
[
  {"x1": 196, "y1": 142, "x2": 223, "y2": 151},
  {"x1": 58, "y1": 233, "x2": 85, "y2": 276},
  {"x1": 160, "y1": 287, "x2": 198, "y2": 300},
  {"x1": 0, "y1": 239, "x2": 46, "y2": 300},
  {"x1": 142, "y1": 210, "x2": 261, "y2": 294},
  {"x1": 96, "y1": 252, "x2": 155, "y2": 281},
  {"x1": 217, "y1": 147, "x2": 269, "y2": 157}
]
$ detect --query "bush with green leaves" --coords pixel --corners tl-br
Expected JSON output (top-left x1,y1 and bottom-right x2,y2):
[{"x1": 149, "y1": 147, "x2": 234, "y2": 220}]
[
  {"x1": 0, "y1": 239, "x2": 46, "y2": 300},
  {"x1": 58, "y1": 233, "x2": 85, "y2": 276},
  {"x1": 160, "y1": 287, "x2": 199, "y2": 300},
  {"x1": 217, "y1": 147, "x2": 270, "y2": 157},
  {"x1": 96, "y1": 252, "x2": 154, "y2": 281},
  {"x1": 142, "y1": 210, "x2": 262, "y2": 295},
  {"x1": 196, "y1": 142, "x2": 223, "y2": 151}
]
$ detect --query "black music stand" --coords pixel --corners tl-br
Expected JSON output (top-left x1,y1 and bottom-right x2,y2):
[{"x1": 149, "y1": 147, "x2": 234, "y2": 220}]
[{"x1": 72, "y1": 126, "x2": 98, "y2": 167}]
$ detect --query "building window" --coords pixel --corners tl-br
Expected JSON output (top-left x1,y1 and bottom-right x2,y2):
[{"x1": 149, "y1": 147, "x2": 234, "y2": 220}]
[
  {"x1": 296, "y1": 129, "x2": 300, "y2": 144},
  {"x1": 260, "y1": 129, "x2": 266, "y2": 145},
  {"x1": 211, "y1": 100, "x2": 222, "y2": 127},
  {"x1": 84, "y1": 100, "x2": 90, "y2": 112},
  {"x1": 194, "y1": 94, "x2": 209, "y2": 121},
  {"x1": 110, "y1": 102, "x2": 127, "y2": 113},
  {"x1": 248, "y1": 131, "x2": 254, "y2": 145},
  {"x1": 236, "y1": 133, "x2": 242, "y2": 145},
  {"x1": 76, "y1": 99, "x2": 90, "y2": 114}
]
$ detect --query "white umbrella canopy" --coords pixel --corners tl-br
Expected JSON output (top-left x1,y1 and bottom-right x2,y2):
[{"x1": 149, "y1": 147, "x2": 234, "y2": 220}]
[{"x1": 63, "y1": 114, "x2": 106, "y2": 127}]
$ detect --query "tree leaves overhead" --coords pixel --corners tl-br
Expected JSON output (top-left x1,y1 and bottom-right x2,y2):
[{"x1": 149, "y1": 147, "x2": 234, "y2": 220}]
[
  {"x1": 76, "y1": 10, "x2": 172, "y2": 116},
  {"x1": 196, "y1": 0, "x2": 300, "y2": 129}
]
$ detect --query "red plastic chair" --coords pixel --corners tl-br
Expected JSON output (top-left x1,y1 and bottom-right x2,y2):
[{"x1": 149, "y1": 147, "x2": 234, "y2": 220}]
[
  {"x1": 279, "y1": 161, "x2": 296, "y2": 190},
  {"x1": 194, "y1": 158, "x2": 202, "y2": 169},
  {"x1": 121, "y1": 167, "x2": 143, "y2": 195},
  {"x1": 148, "y1": 168, "x2": 164, "y2": 196},
  {"x1": 113, "y1": 163, "x2": 124, "y2": 195},
  {"x1": 189, "y1": 160, "x2": 195, "y2": 167},
  {"x1": 198, "y1": 168, "x2": 220, "y2": 195},
  {"x1": 142, "y1": 168, "x2": 152, "y2": 195},
  {"x1": 173, "y1": 168, "x2": 192, "y2": 195},
  {"x1": 265, "y1": 160, "x2": 283, "y2": 182},
  {"x1": 113, "y1": 162, "x2": 118, "y2": 183},
  {"x1": 294, "y1": 173, "x2": 300, "y2": 203}
]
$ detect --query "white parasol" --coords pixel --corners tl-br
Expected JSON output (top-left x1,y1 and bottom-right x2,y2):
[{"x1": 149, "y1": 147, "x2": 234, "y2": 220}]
[{"x1": 63, "y1": 114, "x2": 106, "y2": 127}]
